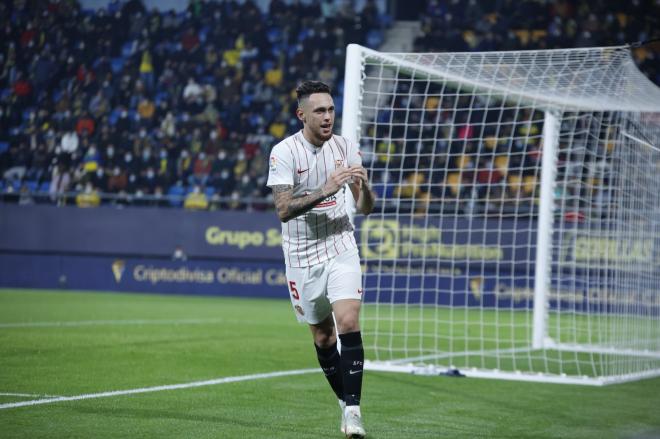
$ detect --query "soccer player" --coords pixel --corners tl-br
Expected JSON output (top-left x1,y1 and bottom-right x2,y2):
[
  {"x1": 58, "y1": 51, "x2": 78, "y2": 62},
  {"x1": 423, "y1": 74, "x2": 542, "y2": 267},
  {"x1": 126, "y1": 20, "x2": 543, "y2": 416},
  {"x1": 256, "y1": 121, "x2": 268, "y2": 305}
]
[{"x1": 267, "y1": 81, "x2": 375, "y2": 438}]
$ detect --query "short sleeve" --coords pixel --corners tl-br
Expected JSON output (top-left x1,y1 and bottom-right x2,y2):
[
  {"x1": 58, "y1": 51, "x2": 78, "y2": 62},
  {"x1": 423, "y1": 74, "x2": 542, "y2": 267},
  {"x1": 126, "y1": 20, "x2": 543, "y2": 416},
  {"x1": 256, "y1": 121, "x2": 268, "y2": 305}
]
[{"x1": 266, "y1": 142, "x2": 294, "y2": 187}]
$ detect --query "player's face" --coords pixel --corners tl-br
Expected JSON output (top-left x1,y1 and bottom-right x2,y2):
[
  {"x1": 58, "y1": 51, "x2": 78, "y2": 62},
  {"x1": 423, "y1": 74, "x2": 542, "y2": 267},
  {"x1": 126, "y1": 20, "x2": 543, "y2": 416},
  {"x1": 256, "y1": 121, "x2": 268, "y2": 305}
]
[{"x1": 299, "y1": 93, "x2": 335, "y2": 145}]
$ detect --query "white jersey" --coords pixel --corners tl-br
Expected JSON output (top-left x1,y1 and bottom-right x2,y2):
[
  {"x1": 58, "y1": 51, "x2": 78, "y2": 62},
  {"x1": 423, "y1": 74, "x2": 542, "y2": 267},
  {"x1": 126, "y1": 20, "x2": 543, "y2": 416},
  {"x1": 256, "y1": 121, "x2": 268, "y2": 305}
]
[{"x1": 267, "y1": 131, "x2": 362, "y2": 268}]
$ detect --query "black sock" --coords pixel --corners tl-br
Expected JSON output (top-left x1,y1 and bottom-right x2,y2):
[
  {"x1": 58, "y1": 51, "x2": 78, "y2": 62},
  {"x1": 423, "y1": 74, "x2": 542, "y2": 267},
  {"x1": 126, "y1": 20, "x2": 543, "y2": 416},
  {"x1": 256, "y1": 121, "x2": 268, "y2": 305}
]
[
  {"x1": 338, "y1": 331, "x2": 364, "y2": 406},
  {"x1": 315, "y1": 341, "x2": 344, "y2": 401}
]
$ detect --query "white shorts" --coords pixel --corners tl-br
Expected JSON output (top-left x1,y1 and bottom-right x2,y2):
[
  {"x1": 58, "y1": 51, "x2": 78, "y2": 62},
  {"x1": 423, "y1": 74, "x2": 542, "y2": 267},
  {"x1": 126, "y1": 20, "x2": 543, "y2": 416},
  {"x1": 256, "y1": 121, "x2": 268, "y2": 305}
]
[{"x1": 285, "y1": 249, "x2": 363, "y2": 325}]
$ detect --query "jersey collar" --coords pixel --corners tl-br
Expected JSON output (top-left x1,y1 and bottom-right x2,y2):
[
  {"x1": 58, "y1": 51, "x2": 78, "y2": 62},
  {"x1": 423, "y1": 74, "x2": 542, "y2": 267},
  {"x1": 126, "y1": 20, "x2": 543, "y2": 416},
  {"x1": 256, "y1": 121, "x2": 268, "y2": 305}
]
[{"x1": 299, "y1": 130, "x2": 326, "y2": 154}]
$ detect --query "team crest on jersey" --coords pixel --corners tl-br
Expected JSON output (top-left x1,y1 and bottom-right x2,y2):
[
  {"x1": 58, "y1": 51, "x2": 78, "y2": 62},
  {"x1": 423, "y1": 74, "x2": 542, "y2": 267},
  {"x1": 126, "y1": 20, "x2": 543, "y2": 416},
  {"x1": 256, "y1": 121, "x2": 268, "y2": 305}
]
[
  {"x1": 335, "y1": 159, "x2": 344, "y2": 168},
  {"x1": 270, "y1": 156, "x2": 277, "y2": 172}
]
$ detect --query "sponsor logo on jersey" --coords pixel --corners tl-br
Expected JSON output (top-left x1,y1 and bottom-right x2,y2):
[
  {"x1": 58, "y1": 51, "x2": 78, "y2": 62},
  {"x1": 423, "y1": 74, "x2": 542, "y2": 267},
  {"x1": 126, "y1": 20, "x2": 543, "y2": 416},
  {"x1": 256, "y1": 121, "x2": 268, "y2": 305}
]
[
  {"x1": 270, "y1": 156, "x2": 277, "y2": 172},
  {"x1": 334, "y1": 159, "x2": 344, "y2": 168},
  {"x1": 296, "y1": 168, "x2": 309, "y2": 174},
  {"x1": 315, "y1": 194, "x2": 337, "y2": 208}
]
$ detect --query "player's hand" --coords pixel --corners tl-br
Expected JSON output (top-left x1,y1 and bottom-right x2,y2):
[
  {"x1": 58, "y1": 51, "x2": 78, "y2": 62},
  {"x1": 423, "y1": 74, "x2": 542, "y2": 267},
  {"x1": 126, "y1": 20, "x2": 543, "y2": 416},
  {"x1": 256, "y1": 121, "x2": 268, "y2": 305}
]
[
  {"x1": 324, "y1": 167, "x2": 354, "y2": 195},
  {"x1": 349, "y1": 165, "x2": 369, "y2": 187}
]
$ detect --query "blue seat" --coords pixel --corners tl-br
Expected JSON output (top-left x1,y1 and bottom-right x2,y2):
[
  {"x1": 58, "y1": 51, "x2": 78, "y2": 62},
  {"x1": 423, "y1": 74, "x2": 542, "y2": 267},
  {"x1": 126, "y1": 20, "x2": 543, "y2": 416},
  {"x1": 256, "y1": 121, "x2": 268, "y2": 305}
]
[
  {"x1": 121, "y1": 42, "x2": 135, "y2": 58},
  {"x1": 110, "y1": 57, "x2": 125, "y2": 74},
  {"x1": 24, "y1": 181, "x2": 39, "y2": 192},
  {"x1": 267, "y1": 27, "x2": 282, "y2": 43},
  {"x1": 39, "y1": 181, "x2": 51, "y2": 192},
  {"x1": 167, "y1": 185, "x2": 185, "y2": 207},
  {"x1": 0, "y1": 141, "x2": 8, "y2": 154}
]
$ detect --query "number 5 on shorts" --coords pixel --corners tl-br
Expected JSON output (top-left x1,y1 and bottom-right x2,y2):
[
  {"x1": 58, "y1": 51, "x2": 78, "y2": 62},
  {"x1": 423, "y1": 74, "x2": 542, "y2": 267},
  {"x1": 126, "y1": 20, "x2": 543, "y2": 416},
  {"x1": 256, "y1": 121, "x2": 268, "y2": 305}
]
[{"x1": 288, "y1": 281, "x2": 299, "y2": 300}]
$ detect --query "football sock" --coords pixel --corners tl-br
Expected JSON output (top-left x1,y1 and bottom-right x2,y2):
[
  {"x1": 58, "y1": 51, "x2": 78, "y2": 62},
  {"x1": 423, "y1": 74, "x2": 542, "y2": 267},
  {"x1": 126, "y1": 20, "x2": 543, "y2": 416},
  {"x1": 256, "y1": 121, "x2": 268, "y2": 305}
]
[
  {"x1": 315, "y1": 341, "x2": 344, "y2": 401},
  {"x1": 338, "y1": 331, "x2": 364, "y2": 406}
]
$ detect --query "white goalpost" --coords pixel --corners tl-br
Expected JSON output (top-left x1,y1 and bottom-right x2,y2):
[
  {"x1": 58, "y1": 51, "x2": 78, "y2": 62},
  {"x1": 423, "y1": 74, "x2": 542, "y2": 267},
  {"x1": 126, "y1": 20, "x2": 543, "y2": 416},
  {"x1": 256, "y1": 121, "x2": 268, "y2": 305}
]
[{"x1": 341, "y1": 43, "x2": 660, "y2": 385}]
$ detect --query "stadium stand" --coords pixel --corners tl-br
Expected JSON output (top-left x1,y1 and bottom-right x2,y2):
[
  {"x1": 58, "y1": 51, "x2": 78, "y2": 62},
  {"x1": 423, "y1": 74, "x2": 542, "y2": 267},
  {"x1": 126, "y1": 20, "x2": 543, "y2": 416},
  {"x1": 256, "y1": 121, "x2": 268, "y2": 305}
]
[{"x1": 0, "y1": 0, "x2": 657, "y2": 214}]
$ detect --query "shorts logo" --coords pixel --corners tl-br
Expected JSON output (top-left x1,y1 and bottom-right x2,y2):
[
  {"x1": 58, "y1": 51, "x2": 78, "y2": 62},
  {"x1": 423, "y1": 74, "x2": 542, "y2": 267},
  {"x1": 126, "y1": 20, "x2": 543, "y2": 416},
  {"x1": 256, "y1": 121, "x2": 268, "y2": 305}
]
[
  {"x1": 295, "y1": 305, "x2": 305, "y2": 316},
  {"x1": 357, "y1": 288, "x2": 363, "y2": 295}
]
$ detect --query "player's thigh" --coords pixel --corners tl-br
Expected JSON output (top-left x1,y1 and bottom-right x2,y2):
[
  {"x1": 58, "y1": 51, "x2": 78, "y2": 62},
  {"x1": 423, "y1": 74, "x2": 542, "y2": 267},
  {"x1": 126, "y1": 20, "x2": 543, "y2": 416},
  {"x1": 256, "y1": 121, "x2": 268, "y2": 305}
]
[
  {"x1": 285, "y1": 264, "x2": 332, "y2": 325},
  {"x1": 327, "y1": 249, "x2": 363, "y2": 303}
]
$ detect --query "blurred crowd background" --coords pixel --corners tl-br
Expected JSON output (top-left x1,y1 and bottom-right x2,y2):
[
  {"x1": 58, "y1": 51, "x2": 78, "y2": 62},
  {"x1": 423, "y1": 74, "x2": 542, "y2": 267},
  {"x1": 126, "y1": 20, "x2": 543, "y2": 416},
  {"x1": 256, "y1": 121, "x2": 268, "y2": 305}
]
[{"x1": 0, "y1": 0, "x2": 658, "y2": 213}]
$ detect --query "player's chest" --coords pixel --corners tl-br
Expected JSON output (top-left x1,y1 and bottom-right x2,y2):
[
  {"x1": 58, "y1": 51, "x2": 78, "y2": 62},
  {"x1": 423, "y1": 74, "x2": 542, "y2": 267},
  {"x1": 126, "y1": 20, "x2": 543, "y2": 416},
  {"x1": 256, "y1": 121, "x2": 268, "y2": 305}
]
[{"x1": 293, "y1": 152, "x2": 346, "y2": 187}]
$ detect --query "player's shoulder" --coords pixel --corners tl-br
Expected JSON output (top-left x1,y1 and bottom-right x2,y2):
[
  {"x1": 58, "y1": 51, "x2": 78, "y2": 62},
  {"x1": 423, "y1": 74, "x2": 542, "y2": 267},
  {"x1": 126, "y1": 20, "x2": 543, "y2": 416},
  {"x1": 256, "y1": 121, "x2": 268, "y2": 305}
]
[
  {"x1": 270, "y1": 131, "x2": 301, "y2": 156},
  {"x1": 331, "y1": 134, "x2": 357, "y2": 150}
]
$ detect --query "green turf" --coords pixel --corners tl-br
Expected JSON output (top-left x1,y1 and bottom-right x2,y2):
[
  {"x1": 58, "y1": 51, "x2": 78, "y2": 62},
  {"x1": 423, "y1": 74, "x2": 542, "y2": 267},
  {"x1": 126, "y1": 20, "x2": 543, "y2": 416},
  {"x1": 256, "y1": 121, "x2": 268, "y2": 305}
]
[{"x1": 1, "y1": 289, "x2": 659, "y2": 438}]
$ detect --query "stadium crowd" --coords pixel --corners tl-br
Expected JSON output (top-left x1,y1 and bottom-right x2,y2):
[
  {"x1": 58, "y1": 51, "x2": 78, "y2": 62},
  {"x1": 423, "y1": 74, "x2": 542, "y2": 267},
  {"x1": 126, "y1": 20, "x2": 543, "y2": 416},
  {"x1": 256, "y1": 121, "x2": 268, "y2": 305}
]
[
  {"x1": 0, "y1": 0, "x2": 387, "y2": 208},
  {"x1": 0, "y1": 0, "x2": 657, "y2": 213}
]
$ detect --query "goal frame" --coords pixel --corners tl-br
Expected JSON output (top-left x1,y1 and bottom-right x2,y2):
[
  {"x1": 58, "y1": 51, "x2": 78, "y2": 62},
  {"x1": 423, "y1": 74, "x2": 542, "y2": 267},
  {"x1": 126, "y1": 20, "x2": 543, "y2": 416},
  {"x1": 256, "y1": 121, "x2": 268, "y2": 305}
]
[{"x1": 341, "y1": 43, "x2": 660, "y2": 385}]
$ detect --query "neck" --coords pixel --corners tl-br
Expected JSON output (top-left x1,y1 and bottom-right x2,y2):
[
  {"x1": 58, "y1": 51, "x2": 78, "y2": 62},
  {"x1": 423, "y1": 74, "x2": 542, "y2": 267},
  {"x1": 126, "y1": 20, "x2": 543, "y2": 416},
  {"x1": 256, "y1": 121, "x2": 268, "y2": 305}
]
[{"x1": 302, "y1": 128, "x2": 325, "y2": 147}]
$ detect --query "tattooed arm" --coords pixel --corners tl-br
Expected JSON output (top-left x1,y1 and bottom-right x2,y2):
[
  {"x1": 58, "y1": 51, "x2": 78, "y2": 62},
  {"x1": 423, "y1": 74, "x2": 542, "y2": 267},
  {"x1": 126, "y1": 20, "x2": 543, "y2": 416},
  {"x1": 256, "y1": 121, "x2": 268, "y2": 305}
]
[{"x1": 271, "y1": 167, "x2": 354, "y2": 223}]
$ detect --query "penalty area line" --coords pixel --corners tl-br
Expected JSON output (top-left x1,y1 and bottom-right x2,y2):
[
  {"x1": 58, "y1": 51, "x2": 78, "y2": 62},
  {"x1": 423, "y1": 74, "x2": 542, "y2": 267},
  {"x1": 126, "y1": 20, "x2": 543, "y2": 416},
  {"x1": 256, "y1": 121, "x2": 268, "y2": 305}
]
[{"x1": 0, "y1": 368, "x2": 318, "y2": 410}]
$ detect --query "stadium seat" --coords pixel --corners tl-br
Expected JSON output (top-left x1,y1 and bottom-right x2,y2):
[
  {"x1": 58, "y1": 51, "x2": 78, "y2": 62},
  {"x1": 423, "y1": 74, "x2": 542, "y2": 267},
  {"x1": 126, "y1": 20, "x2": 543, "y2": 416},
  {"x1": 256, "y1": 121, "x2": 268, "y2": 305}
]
[
  {"x1": 0, "y1": 141, "x2": 8, "y2": 154},
  {"x1": 121, "y1": 41, "x2": 136, "y2": 58},
  {"x1": 110, "y1": 58, "x2": 125, "y2": 74},
  {"x1": 167, "y1": 185, "x2": 185, "y2": 207},
  {"x1": 24, "y1": 181, "x2": 39, "y2": 192},
  {"x1": 39, "y1": 181, "x2": 50, "y2": 193}
]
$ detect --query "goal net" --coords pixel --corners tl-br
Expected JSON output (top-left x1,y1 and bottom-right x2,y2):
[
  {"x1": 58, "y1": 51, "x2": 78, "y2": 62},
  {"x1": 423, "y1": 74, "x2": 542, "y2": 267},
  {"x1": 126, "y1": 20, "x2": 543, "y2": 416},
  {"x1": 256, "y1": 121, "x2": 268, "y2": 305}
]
[{"x1": 341, "y1": 44, "x2": 660, "y2": 385}]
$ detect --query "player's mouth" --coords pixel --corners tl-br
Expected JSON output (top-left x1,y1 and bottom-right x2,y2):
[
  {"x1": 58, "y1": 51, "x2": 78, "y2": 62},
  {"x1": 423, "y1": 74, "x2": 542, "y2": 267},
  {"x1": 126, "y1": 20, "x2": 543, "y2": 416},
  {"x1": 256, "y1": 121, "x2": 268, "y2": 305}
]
[{"x1": 320, "y1": 124, "x2": 332, "y2": 133}]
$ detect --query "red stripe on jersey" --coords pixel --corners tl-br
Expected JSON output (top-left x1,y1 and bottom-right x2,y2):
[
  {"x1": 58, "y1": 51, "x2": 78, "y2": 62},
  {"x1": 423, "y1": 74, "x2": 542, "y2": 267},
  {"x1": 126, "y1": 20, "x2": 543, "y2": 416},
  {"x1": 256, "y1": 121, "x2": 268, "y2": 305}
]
[
  {"x1": 319, "y1": 145, "x2": 331, "y2": 262},
  {"x1": 326, "y1": 141, "x2": 342, "y2": 255},
  {"x1": 334, "y1": 135, "x2": 347, "y2": 161}
]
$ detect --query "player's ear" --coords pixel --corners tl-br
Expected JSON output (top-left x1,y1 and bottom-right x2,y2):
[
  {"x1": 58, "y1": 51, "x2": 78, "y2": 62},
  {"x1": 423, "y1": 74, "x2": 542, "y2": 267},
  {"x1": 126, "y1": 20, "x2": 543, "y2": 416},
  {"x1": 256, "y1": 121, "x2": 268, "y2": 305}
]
[{"x1": 296, "y1": 108, "x2": 305, "y2": 123}]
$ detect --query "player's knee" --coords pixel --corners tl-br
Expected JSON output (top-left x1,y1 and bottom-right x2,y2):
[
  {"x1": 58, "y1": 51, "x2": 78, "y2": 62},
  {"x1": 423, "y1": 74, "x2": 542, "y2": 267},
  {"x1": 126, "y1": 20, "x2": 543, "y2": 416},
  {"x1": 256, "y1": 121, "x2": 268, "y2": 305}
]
[
  {"x1": 335, "y1": 315, "x2": 360, "y2": 334},
  {"x1": 314, "y1": 330, "x2": 336, "y2": 348}
]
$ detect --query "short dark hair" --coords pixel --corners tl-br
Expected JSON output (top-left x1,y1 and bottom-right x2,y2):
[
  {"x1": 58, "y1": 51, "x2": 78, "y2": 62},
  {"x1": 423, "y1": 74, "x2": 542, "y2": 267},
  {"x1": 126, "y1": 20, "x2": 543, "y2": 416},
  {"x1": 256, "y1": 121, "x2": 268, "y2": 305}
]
[{"x1": 296, "y1": 81, "x2": 331, "y2": 103}]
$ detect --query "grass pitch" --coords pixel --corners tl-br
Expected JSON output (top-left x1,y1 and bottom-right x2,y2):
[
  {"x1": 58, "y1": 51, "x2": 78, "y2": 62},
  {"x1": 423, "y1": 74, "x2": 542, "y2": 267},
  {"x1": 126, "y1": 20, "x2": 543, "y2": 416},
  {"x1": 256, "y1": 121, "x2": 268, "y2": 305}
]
[{"x1": 1, "y1": 288, "x2": 659, "y2": 438}]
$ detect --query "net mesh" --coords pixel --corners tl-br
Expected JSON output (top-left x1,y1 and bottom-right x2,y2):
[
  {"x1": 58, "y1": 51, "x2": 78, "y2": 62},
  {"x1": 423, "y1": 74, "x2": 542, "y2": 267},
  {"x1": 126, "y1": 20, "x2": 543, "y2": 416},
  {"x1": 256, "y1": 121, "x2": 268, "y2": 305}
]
[{"x1": 349, "y1": 45, "x2": 660, "y2": 383}]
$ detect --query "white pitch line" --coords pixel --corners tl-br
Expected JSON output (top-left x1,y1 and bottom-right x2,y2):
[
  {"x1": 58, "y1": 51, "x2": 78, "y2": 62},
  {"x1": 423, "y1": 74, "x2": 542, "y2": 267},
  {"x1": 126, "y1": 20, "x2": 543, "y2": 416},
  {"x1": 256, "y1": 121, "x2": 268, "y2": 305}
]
[
  {"x1": 0, "y1": 318, "x2": 225, "y2": 329},
  {"x1": 0, "y1": 393, "x2": 61, "y2": 398},
  {"x1": 0, "y1": 368, "x2": 318, "y2": 410}
]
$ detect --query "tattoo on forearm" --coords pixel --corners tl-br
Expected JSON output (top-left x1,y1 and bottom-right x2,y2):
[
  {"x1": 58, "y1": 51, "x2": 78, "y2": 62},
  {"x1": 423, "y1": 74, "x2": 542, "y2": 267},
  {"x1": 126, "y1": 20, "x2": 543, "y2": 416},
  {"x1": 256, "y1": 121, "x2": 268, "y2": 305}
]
[{"x1": 271, "y1": 184, "x2": 327, "y2": 222}]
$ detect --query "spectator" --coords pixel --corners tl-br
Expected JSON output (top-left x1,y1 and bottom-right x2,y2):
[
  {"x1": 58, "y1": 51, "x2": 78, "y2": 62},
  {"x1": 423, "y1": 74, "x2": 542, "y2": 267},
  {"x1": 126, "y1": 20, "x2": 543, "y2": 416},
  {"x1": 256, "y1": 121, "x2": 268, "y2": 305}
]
[
  {"x1": 76, "y1": 182, "x2": 101, "y2": 207},
  {"x1": 49, "y1": 164, "x2": 72, "y2": 206},
  {"x1": 183, "y1": 185, "x2": 208, "y2": 210}
]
